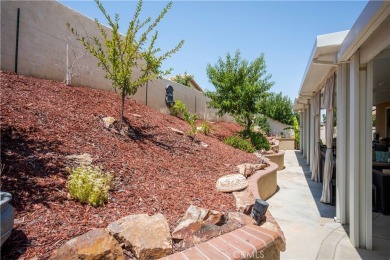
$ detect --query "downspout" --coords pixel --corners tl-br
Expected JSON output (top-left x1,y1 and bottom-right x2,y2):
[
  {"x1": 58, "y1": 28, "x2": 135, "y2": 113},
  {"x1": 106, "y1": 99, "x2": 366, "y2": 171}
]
[{"x1": 15, "y1": 8, "x2": 20, "y2": 73}]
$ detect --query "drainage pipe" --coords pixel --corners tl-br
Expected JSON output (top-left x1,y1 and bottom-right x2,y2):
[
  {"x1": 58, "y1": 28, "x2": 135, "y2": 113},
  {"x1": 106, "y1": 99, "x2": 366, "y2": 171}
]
[{"x1": 15, "y1": 8, "x2": 20, "y2": 73}]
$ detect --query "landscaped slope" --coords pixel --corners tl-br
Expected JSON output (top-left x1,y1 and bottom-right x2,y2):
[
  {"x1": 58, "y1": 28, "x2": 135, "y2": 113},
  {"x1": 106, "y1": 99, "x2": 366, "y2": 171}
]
[{"x1": 0, "y1": 71, "x2": 257, "y2": 259}]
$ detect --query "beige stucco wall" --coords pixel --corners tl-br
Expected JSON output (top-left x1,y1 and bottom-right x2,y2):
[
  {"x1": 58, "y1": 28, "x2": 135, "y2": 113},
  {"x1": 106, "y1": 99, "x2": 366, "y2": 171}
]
[
  {"x1": 264, "y1": 151, "x2": 285, "y2": 171},
  {"x1": 248, "y1": 162, "x2": 278, "y2": 201},
  {"x1": 277, "y1": 138, "x2": 295, "y2": 150},
  {"x1": 1, "y1": 0, "x2": 233, "y2": 122},
  {"x1": 375, "y1": 101, "x2": 390, "y2": 138}
]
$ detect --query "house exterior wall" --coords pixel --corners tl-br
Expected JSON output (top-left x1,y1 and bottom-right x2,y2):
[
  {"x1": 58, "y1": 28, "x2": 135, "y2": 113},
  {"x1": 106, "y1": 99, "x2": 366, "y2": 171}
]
[
  {"x1": 375, "y1": 101, "x2": 390, "y2": 138},
  {"x1": 0, "y1": 0, "x2": 233, "y2": 122}
]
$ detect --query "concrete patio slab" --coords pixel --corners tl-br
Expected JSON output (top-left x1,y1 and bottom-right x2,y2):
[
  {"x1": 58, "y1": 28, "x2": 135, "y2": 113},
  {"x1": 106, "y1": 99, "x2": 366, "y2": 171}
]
[{"x1": 267, "y1": 150, "x2": 390, "y2": 260}]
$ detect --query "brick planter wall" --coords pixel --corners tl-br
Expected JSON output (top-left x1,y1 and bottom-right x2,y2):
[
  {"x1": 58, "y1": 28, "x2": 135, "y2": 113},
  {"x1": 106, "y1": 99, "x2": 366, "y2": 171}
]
[{"x1": 264, "y1": 151, "x2": 285, "y2": 171}]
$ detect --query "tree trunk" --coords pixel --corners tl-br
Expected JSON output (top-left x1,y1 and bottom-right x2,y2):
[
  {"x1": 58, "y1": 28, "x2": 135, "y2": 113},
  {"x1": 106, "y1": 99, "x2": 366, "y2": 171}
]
[
  {"x1": 120, "y1": 92, "x2": 125, "y2": 130},
  {"x1": 245, "y1": 114, "x2": 252, "y2": 132}
]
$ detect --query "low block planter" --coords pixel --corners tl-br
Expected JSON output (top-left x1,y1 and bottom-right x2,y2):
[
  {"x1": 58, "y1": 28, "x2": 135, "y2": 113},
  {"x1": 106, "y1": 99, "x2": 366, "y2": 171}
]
[
  {"x1": 264, "y1": 151, "x2": 285, "y2": 171},
  {"x1": 248, "y1": 162, "x2": 278, "y2": 201},
  {"x1": 276, "y1": 138, "x2": 295, "y2": 150}
]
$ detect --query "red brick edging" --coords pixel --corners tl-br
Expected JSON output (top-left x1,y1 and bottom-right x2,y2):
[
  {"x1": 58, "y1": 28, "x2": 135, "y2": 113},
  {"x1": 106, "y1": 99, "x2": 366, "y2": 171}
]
[{"x1": 163, "y1": 222, "x2": 284, "y2": 260}]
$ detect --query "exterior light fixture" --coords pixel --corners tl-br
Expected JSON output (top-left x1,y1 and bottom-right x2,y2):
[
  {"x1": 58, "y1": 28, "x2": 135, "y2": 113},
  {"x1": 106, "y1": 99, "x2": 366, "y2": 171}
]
[
  {"x1": 251, "y1": 198, "x2": 269, "y2": 225},
  {"x1": 165, "y1": 85, "x2": 174, "y2": 106}
]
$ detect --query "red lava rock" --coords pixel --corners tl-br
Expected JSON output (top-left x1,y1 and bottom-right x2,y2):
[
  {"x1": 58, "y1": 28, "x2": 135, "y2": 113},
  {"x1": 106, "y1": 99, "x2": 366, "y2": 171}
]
[{"x1": 0, "y1": 71, "x2": 258, "y2": 258}]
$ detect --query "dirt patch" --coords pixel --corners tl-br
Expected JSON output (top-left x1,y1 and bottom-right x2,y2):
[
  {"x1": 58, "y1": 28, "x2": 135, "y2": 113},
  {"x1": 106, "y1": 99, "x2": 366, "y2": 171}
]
[{"x1": 0, "y1": 71, "x2": 257, "y2": 259}]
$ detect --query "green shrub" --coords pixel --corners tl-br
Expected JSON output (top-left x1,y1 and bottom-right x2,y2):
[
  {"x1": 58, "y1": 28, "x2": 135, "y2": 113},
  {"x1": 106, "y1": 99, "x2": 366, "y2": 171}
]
[
  {"x1": 223, "y1": 136, "x2": 256, "y2": 153},
  {"x1": 67, "y1": 165, "x2": 113, "y2": 207},
  {"x1": 172, "y1": 100, "x2": 187, "y2": 118},
  {"x1": 239, "y1": 130, "x2": 270, "y2": 151},
  {"x1": 254, "y1": 116, "x2": 271, "y2": 136},
  {"x1": 200, "y1": 121, "x2": 212, "y2": 135},
  {"x1": 249, "y1": 132, "x2": 270, "y2": 151},
  {"x1": 184, "y1": 111, "x2": 198, "y2": 140}
]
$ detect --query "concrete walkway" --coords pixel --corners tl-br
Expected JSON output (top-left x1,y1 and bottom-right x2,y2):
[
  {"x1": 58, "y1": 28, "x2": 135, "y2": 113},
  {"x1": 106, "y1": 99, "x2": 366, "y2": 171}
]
[{"x1": 267, "y1": 150, "x2": 390, "y2": 260}]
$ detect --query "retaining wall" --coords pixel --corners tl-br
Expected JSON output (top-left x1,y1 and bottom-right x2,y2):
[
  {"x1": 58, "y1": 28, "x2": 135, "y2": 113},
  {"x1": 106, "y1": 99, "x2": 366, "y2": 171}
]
[
  {"x1": 264, "y1": 151, "x2": 285, "y2": 171},
  {"x1": 1, "y1": 0, "x2": 233, "y2": 122},
  {"x1": 277, "y1": 138, "x2": 295, "y2": 150}
]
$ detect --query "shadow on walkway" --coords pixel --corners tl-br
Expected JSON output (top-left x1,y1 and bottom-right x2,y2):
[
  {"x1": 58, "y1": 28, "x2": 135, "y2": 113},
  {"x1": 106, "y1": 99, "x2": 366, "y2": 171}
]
[{"x1": 293, "y1": 151, "x2": 335, "y2": 219}]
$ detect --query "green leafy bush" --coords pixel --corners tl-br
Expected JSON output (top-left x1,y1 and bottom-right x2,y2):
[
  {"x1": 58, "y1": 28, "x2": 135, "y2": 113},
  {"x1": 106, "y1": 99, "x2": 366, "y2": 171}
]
[
  {"x1": 67, "y1": 165, "x2": 113, "y2": 207},
  {"x1": 223, "y1": 136, "x2": 256, "y2": 153},
  {"x1": 254, "y1": 116, "x2": 271, "y2": 136},
  {"x1": 292, "y1": 113, "x2": 300, "y2": 149},
  {"x1": 239, "y1": 130, "x2": 270, "y2": 151},
  {"x1": 184, "y1": 111, "x2": 198, "y2": 140},
  {"x1": 200, "y1": 121, "x2": 212, "y2": 135},
  {"x1": 172, "y1": 100, "x2": 187, "y2": 118},
  {"x1": 249, "y1": 132, "x2": 270, "y2": 151}
]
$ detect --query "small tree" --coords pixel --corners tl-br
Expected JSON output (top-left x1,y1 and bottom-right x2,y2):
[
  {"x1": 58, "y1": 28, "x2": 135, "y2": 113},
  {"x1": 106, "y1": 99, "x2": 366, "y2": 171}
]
[
  {"x1": 206, "y1": 50, "x2": 273, "y2": 132},
  {"x1": 259, "y1": 92, "x2": 294, "y2": 125},
  {"x1": 171, "y1": 72, "x2": 194, "y2": 87},
  {"x1": 68, "y1": 0, "x2": 184, "y2": 129}
]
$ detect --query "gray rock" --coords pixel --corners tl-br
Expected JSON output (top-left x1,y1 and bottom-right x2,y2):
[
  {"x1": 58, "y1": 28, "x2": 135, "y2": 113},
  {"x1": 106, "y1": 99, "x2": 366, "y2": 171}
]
[
  {"x1": 66, "y1": 153, "x2": 92, "y2": 167},
  {"x1": 102, "y1": 116, "x2": 116, "y2": 128},
  {"x1": 107, "y1": 213, "x2": 172, "y2": 260},
  {"x1": 216, "y1": 174, "x2": 249, "y2": 192},
  {"x1": 50, "y1": 228, "x2": 124, "y2": 260},
  {"x1": 228, "y1": 212, "x2": 256, "y2": 226},
  {"x1": 131, "y1": 113, "x2": 142, "y2": 118},
  {"x1": 172, "y1": 206, "x2": 226, "y2": 248},
  {"x1": 233, "y1": 189, "x2": 255, "y2": 214},
  {"x1": 236, "y1": 163, "x2": 266, "y2": 178},
  {"x1": 200, "y1": 142, "x2": 209, "y2": 148},
  {"x1": 167, "y1": 127, "x2": 184, "y2": 135}
]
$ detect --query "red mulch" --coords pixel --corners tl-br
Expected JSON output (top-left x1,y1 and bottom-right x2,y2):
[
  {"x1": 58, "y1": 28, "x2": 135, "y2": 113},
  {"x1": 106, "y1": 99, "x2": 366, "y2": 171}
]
[{"x1": 0, "y1": 71, "x2": 257, "y2": 259}]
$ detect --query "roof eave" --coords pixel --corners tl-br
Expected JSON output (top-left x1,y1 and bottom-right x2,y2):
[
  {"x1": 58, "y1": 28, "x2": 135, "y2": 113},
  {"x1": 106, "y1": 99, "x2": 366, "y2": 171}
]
[{"x1": 337, "y1": 0, "x2": 390, "y2": 63}]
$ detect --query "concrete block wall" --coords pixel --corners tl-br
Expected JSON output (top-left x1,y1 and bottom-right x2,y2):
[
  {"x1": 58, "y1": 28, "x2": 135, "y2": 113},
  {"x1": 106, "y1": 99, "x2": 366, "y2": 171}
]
[
  {"x1": 1, "y1": 0, "x2": 233, "y2": 122},
  {"x1": 267, "y1": 117, "x2": 294, "y2": 137}
]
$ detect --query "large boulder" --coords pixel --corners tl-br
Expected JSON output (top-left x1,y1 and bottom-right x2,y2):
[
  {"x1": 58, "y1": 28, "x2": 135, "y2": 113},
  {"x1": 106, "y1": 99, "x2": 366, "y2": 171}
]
[
  {"x1": 172, "y1": 206, "x2": 224, "y2": 241},
  {"x1": 107, "y1": 213, "x2": 172, "y2": 260},
  {"x1": 172, "y1": 206, "x2": 227, "y2": 248},
  {"x1": 50, "y1": 228, "x2": 124, "y2": 260},
  {"x1": 233, "y1": 189, "x2": 255, "y2": 214},
  {"x1": 216, "y1": 174, "x2": 249, "y2": 192}
]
